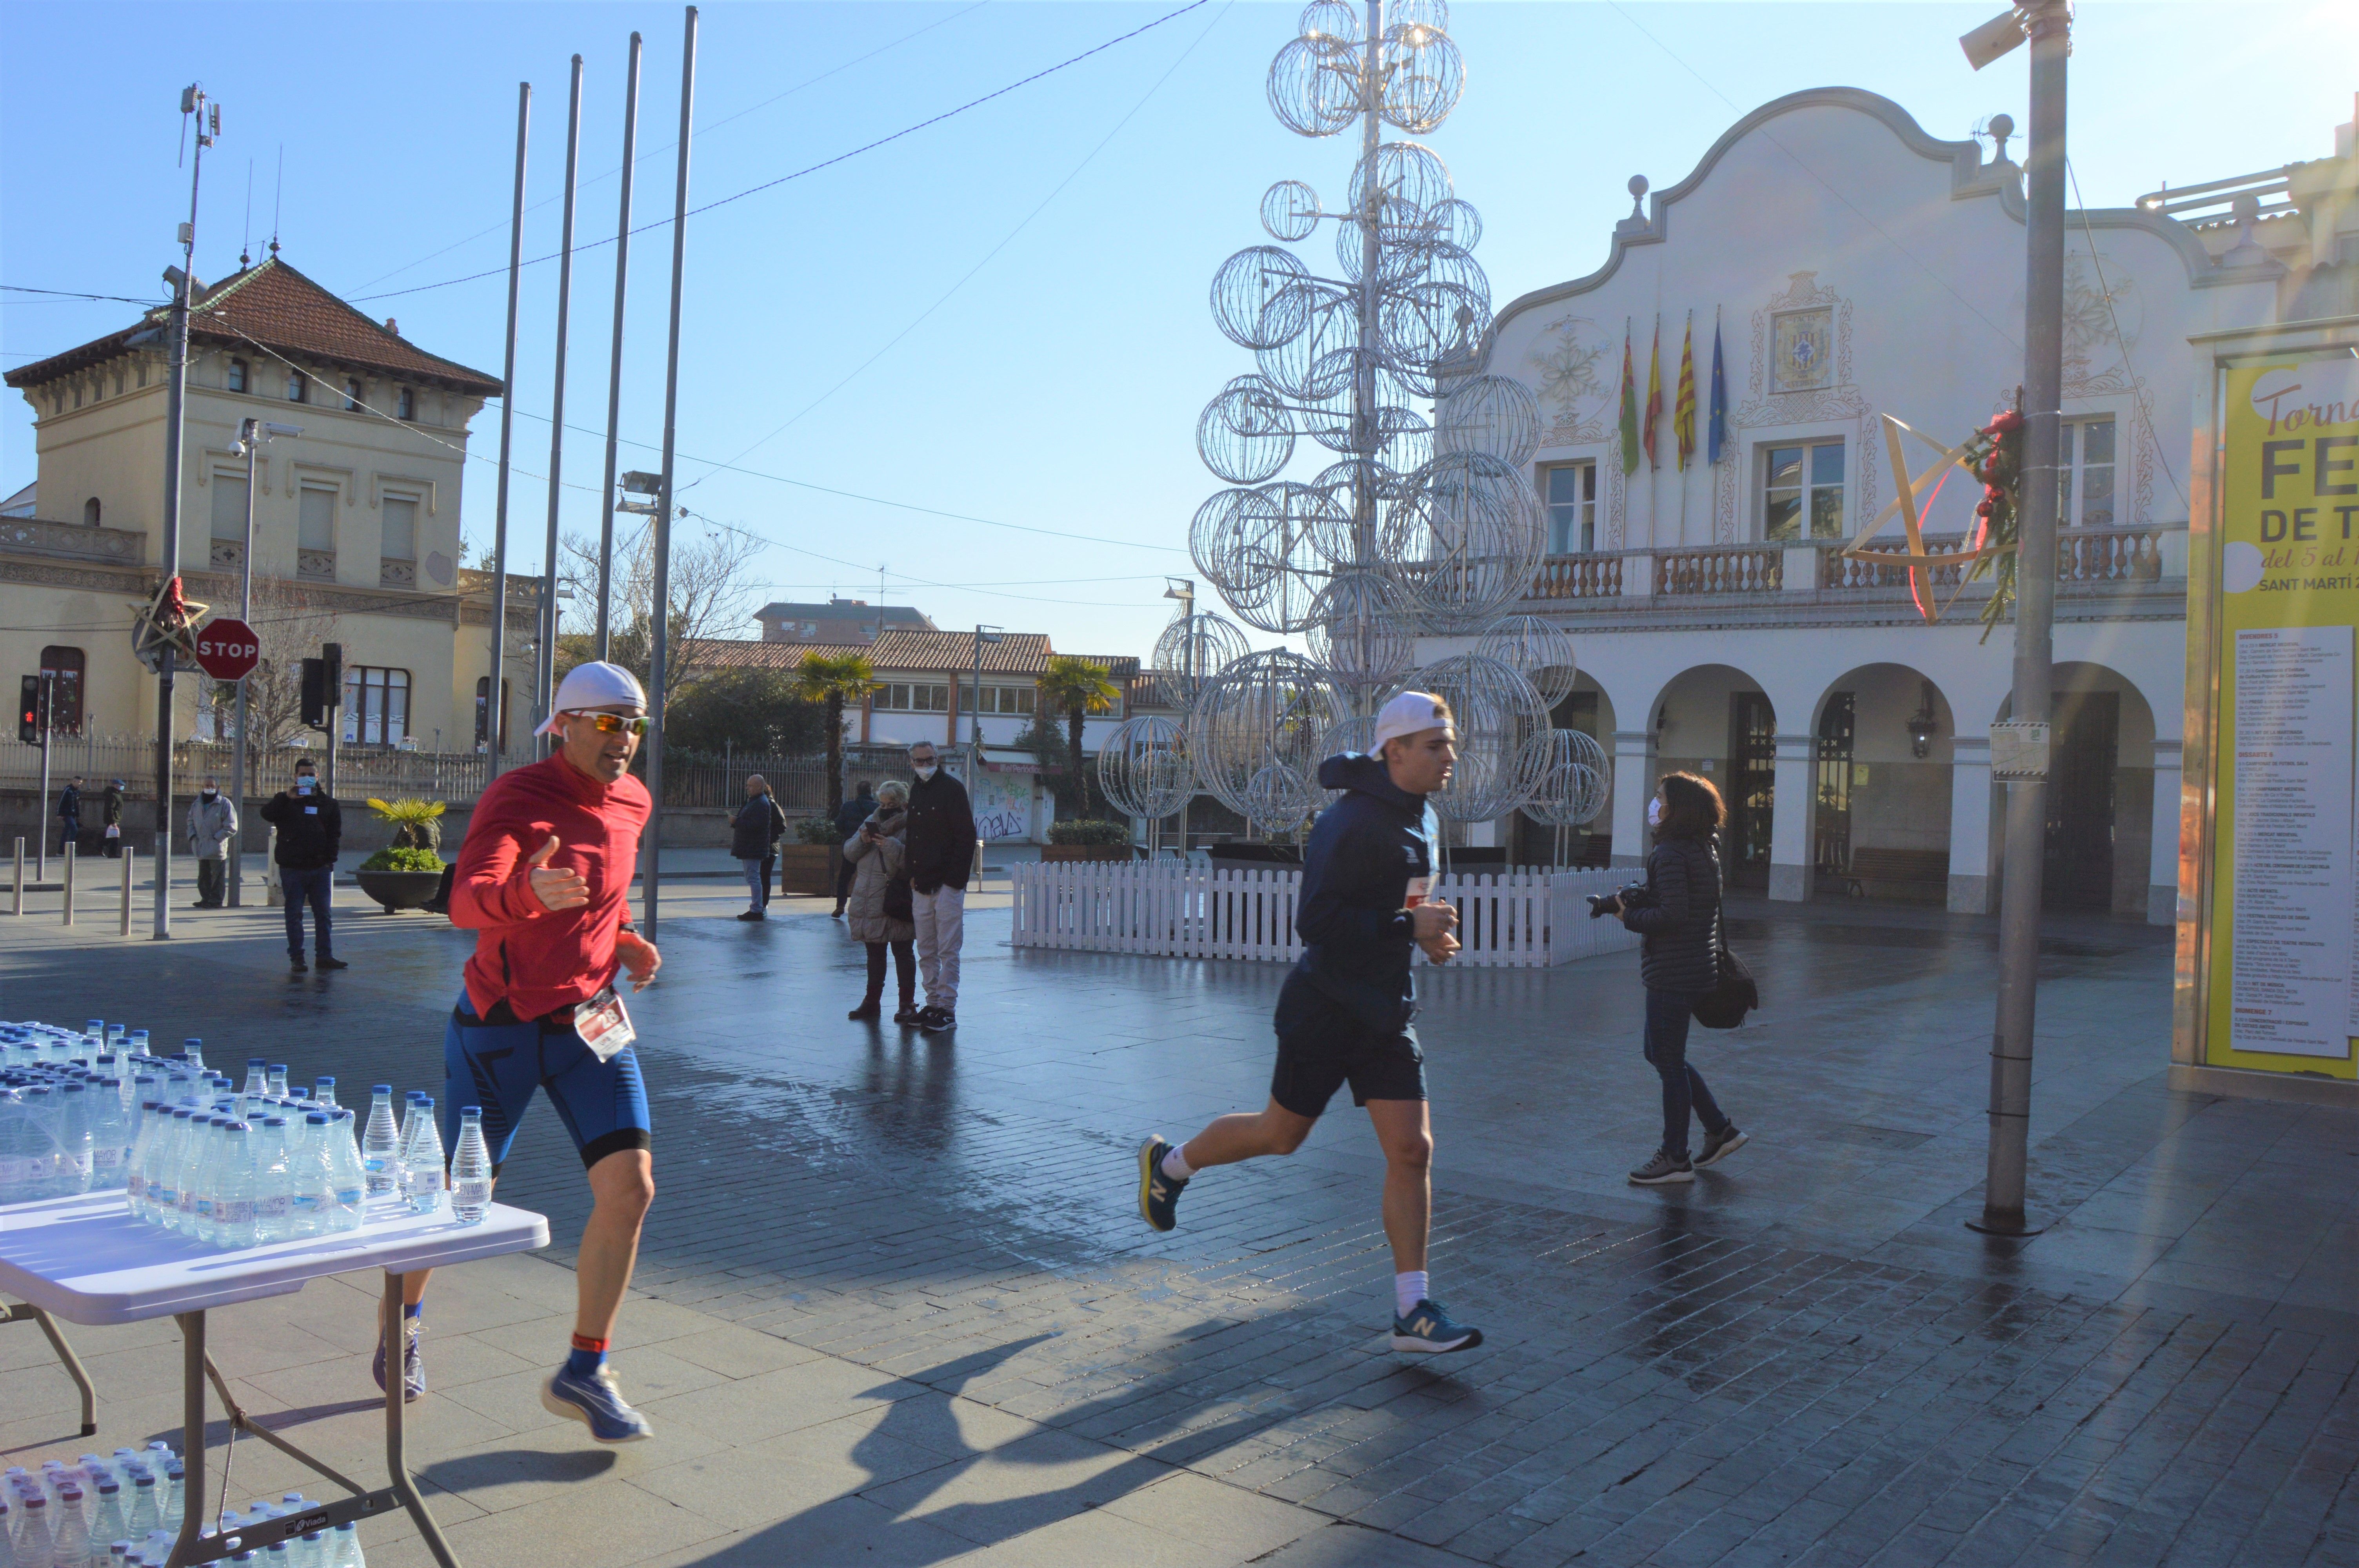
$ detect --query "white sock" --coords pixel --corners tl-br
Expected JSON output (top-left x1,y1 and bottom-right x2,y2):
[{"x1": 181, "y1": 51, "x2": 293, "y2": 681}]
[
  {"x1": 1395, "y1": 1270, "x2": 1428, "y2": 1318},
  {"x1": 1160, "y1": 1145, "x2": 1196, "y2": 1182}
]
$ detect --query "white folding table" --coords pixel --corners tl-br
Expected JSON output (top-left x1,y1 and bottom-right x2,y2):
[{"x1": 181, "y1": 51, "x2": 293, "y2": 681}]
[{"x1": 0, "y1": 1190, "x2": 548, "y2": 1568}]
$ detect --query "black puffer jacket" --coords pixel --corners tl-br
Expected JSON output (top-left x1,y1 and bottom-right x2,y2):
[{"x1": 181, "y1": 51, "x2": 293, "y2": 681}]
[
  {"x1": 1621, "y1": 835, "x2": 1721, "y2": 994},
  {"x1": 1294, "y1": 753, "x2": 1435, "y2": 1033},
  {"x1": 729, "y1": 792, "x2": 786, "y2": 859}
]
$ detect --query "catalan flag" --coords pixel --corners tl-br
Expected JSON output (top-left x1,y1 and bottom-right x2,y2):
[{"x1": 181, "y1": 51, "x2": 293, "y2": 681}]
[
  {"x1": 1617, "y1": 322, "x2": 1639, "y2": 475},
  {"x1": 1674, "y1": 314, "x2": 1697, "y2": 470},
  {"x1": 1642, "y1": 318, "x2": 1663, "y2": 470},
  {"x1": 1707, "y1": 312, "x2": 1729, "y2": 466}
]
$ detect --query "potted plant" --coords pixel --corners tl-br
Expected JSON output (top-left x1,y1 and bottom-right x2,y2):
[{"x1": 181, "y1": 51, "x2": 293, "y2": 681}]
[
  {"x1": 355, "y1": 798, "x2": 449, "y2": 911},
  {"x1": 776, "y1": 815, "x2": 841, "y2": 896},
  {"x1": 355, "y1": 845, "x2": 447, "y2": 911},
  {"x1": 1043, "y1": 819, "x2": 1137, "y2": 863}
]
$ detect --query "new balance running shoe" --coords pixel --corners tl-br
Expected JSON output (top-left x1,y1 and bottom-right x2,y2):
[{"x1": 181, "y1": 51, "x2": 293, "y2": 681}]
[
  {"x1": 372, "y1": 1315, "x2": 426, "y2": 1403},
  {"x1": 1391, "y1": 1298, "x2": 1483, "y2": 1354},
  {"x1": 542, "y1": 1363, "x2": 654, "y2": 1444},
  {"x1": 1138, "y1": 1136, "x2": 1187, "y2": 1233}
]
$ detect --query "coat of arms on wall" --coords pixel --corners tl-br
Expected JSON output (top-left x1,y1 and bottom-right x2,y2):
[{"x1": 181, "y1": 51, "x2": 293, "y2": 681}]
[{"x1": 1771, "y1": 307, "x2": 1834, "y2": 393}]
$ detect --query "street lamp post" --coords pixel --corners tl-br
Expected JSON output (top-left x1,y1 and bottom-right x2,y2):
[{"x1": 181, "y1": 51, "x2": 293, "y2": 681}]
[
  {"x1": 969, "y1": 625, "x2": 1002, "y2": 788},
  {"x1": 1963, "y1": 0, "x2": 2070, "y2": 1236},
  {"x1": 228, "y1": 417, "x2": 300, "y2": 907}
]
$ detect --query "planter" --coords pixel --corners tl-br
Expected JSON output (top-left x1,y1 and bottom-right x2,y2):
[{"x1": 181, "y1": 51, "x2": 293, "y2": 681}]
[
  {"x1": 776, "y1": 843, "x2": 839, "y2": 896},
  {"x1": 353, "y1": 868, "x2": 445, "y2": 913},
  {"x1": 1041, "y1": 844, "x2": 1138, "y2": 863}
]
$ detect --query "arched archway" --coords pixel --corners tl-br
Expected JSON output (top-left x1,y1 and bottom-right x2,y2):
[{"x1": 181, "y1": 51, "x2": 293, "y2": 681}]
[
  {"x1": 1810, "y1": 663, "x2": 1959, "y2": 903},
  {"x1": 1646, "y1": 664, "x2": 1773, "y2": 887},
  {"x1": 1988, "y1": 661, "x2": 2165, "y2": 917}
]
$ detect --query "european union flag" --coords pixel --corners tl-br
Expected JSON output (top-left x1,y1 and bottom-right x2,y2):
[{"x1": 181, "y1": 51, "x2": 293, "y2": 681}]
[{"x1": 1707, "y1": 318, "x2": 1729, "y2": 466}]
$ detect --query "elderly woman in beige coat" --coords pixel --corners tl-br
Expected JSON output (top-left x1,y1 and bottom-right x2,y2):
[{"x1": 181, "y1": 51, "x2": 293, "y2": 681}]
[{"x1": 845, "y1": 779, "x2": 918, "y2": 1022}]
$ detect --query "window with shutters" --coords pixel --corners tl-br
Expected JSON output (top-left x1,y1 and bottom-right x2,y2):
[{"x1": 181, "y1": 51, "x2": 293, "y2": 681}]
[
  {"x1": 298, "y1": 487, "x2": 336, "y2": 579},
  {"x1": 380, "y1": 496, "x2": 419, "y2": 587},
  {"x1": 209, "y1": 472, "x2": 249, "y2": 569}
]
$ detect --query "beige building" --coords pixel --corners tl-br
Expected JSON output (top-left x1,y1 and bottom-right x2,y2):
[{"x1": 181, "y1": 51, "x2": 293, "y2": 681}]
[{"x1": 2, "y1": 254, "x2": 534, "y2": 756}]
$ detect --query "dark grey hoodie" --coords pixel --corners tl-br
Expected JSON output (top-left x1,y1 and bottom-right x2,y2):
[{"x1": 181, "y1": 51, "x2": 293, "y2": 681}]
[{"x1": 1294, "y1": 753, "x2": 1439, "y2": 1033}]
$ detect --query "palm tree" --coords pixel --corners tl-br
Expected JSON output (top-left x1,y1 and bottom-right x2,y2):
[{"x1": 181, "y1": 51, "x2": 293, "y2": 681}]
[
  {"x1": 791, "y1": 652, "x2": 879, "y2": 818},
  {"x1": 1038, "y1": 655, "x2": 1122, "y2": 820}
]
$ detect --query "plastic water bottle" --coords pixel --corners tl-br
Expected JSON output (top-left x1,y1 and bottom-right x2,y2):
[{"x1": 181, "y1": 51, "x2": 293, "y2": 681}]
[
  {"x1": 123, "y1": 1478, "x2": 157, "y2": 1542},
  {"x1": 54, "y1": 1486, "x2": 90, "y2": 1566},
  {"x1": 311, "y1": 1078, "x2": 338, "y2": 1112},
  {"x1": 160, "y1": 1471, "x2": 182, "y2": 1537},
  {"x1": 128, "y1": 1030, "x2": 149, "y2": 1056},
  {"x1": 189, "y1": 1119, "x2": 224, "y2": 1240},
  {"x1": 85, "y1": 1082, "x2": 132, "y2": 1192},
  {"x1": 54, "y1": 1083, "x2": 95, "y2": 1195},
  {"x1": 267, "y1": 1065, "x2": 289, "y2": 1098},
  {"x1": 13, "y1": 1495, "x2": 49, "y2": 1568},
  {"x1": 449, "y1": 1109, "x2": 492, "y2": 1225},
  {"x1": 149, "y1": 1111, "x2": 188, "y2": 1229},
  {"x1": 253, "y1": 1120, "x2": 294, "y2": 1243},
  {"x1": 400, "y1": 1100, "x2": 444, "y2": 1216},
  {"x1": 180, "y1": 1041, "x2": 204, "y2": 1073},
  {"x1": 215, "y1": 1124, "x2": 257, "y2": 1249},
  {"x1": 0, "y1": 1091, "x2": 61, "y2": 1205},
  {"x1": 327, "y1": 1112, "x2": 365, "y2": 1232},
  {"x1": 360, "y1": 1089, "x2": 398, "y2": 1200},
  {"x1": 328, "y1": 1521, "x2": 363, "y2": 1568},
  {"x1": 288, "y1": 1115, "x2": 333, "y2": 1238},
  {"x1": 88, "y1": 1481, "x2": 125, "y2": 1560}
]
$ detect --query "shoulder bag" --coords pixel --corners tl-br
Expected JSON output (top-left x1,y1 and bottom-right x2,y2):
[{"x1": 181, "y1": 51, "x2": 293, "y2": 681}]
[{"x1": 1691, "y1": 848, "x2": 1759, "y2": 1030}]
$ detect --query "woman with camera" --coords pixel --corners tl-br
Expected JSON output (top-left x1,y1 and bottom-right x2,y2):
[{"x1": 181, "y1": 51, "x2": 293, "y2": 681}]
[
  {"x1": 1594, "y1": 772, "x2": 1748, "y2": 1185},
  {"x1": 843, "y1": 779, "x2": 919, "y2": 1023}
]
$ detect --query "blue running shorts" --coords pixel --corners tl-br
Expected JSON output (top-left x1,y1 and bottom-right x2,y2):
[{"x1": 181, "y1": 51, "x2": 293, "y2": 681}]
[{"x1": 441, "y1": 989, "x2": 652, "y2": 1172}]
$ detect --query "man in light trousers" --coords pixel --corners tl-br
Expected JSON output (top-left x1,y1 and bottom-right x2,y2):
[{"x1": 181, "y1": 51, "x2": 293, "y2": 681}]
[
  {"x1": 901, "y1": 741, "x2": 976, "y2": 1034},
  {"x1": 185, "y1": 776, "x2": 238, "y2": 908}
]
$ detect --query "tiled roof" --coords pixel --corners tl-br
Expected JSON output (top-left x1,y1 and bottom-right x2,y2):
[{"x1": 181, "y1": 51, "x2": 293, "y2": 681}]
[
  {"x1": 687, "y1": 635, "x2": 1139, "y2": 680},
  {"x1": 754, "y1": 601, "x2": 933, "y2": 626},
  {"x1": 5, "y1": 256, "x2": 502, "y2": 396}
]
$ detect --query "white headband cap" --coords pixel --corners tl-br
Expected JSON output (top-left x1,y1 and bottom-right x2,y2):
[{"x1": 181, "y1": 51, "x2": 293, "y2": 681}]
[
  {"x1": 537, "y1": 661, "x2": 648, "y2": 735},
  {"x1": 1371, "y1": 690, "x2": 1453, "y2": 753}
]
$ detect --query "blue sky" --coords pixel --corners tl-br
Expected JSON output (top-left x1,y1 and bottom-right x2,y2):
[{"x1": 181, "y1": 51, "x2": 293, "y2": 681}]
[{"x1": 5, "y1": 1, "x2": 2353, "y2": 661}]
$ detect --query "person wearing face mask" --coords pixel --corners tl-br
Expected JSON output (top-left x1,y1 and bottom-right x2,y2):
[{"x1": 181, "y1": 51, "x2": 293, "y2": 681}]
[
  {"x1": 260, "y1": 758, "x2": 346, "y2": 971},
  {"x1": 901, "y1": 740, "x2": 976, "y2": 1034},
  {"x1": 1137, "y1": 692, "x2": 1483, "y2": 1356},
  {"x1": 184, "y1": 776, "x2": 239, "y2": 907},
  {"x1": 1593, "y1": 773, "x2": 1747, "y2": 1185}
]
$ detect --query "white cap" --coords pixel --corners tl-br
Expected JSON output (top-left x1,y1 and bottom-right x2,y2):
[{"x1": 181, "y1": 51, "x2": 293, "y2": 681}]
[
  {"x1": 536, "y1": 661, "x2": 648, "y2": 735},
  {"x1": 1371, "y1": 690, "x2": 1453, "y2": 753}
]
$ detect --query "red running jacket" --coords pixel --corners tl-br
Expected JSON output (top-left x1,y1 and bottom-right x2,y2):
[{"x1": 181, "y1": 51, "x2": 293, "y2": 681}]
[{"x1": 450, "y1": 751, "x2": 651, "y2": 1021}]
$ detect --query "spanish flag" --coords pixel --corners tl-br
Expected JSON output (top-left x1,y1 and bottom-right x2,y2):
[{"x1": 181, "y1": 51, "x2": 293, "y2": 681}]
[
  {"x1": 1674, "y1": 313, "x2": 1697, "y2": 470},
  {"x1": 1642, "y1": 318, "x2": 1663, "y2": 470},
  {"x1": 1617, "y1": 322, "x2": 1639, "y2": 475}
]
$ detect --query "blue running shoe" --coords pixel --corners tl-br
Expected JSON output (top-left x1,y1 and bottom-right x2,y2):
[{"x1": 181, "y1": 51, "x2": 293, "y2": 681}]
[
  {"x1": 1138, "y1": 1136, "x2": 1187, "y2": 1233},
  {"x1": 541, "y1": 1363, "x2": 654, "y2": 1443},
  {"x1": 1392, "y1": 1298, "x2": 1483, "y2": 1354},
  {"x1": 371, "y1": 1316, "x2": 425, "y2": 1403}
]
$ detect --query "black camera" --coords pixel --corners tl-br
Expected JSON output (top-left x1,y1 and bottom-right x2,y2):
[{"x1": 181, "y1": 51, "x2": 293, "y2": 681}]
[{"x1": 1586, "y1": 881, "x2": 1653, "y2": 919}]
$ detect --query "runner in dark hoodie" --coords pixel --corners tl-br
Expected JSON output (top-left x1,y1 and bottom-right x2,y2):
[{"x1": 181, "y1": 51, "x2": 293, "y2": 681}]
[{"x1": 1136, "y1": 691, "x2": 1483, "y2": 1354}]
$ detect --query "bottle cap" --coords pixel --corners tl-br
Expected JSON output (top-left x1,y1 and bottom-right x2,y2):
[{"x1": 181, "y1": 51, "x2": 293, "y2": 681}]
[
  {"x1": 307, "y1": 1113, "x2": 329, "y2": 1125},
  {"x1": 372, "y1": 1084, "x2": 391, "y2": 1094},
  {"x1": 263, "y1": 1118, "x2": 286, "y2": 1129}
]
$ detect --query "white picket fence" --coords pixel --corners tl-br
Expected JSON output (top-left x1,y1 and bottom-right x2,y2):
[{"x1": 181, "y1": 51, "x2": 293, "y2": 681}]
[{"x1": 1009, "y1": 861, "x2": 1641, "y2": 968}]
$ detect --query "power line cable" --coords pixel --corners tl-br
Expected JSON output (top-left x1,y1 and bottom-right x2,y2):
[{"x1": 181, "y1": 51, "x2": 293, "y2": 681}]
[
  {"x1": 349, "y1": 0, "x2": 1211, "y2": 304},
  {"x1": 680, "y1": 0, "x2": 1232, "y2": 490},
  {"x1": 345, "y1": 2, "x2": 992, "y2": 295}
]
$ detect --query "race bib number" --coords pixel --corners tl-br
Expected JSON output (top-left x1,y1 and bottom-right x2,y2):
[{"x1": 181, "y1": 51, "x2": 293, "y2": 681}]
[
  {"x1": 573, "y1": 986, "x2": 637, "y2": 1062},
  {"x1": 1404, "y1": 876, "x2": 1430, "y2": 908}
]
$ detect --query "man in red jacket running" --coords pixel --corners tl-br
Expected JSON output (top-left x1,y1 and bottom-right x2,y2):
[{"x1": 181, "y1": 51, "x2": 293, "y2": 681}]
[{"x1": 384, "y1": 661, "x2": 663, "y2": 1444}]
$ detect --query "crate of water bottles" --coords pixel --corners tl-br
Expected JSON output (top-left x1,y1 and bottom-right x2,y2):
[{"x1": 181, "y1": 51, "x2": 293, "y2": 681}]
[
  {"x1": 2, "y1": 1445, "x2": 371, "y2": 1567},
  {"x1": 0, "y1": 1020, "x2": 499, "y2": 1235}
]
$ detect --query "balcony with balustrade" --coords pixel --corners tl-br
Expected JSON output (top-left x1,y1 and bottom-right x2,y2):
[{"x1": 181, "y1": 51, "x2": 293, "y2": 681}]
[{"x1": 1523, "y1": 524, "x2": 2181, "y2": 625}]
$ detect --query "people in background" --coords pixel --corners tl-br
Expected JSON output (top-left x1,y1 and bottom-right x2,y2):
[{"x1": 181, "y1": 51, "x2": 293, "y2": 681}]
[
  {"x1": 732, "y1": 773, "x2": 787, "y2": 922},
  {"x1": 56, "y1": 775, "x2": 82, "y2": 856},
  {"x1": 100, "y1": 778, "x2": 125, "y2": 858},
  {"x1": 902, "y1": 742, "x2": 976, "y2": 1034},
  {"x1": 1594, "y1": 772, "x2": 1748, "y2": 1187},
  {"x1": 185, "y1": 776, "x2": 238, "y2": 909},
  {"x1": 259, "y1": 759, "x2": 345, "y2": 973},
  {"x1": 843, "y1": 779, "x2": 917, "y2": 1022},
  {"x1": 830, "y1": 780, "x2": 876, "y2": 918}
]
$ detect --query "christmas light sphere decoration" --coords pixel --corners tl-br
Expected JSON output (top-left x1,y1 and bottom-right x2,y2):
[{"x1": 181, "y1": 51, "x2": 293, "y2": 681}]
[
  {"x1": 1412, "y1": 651, "x2": 1550, "y2": 824},
  {"x1": 1180, "y1": 0, "x2": 1551, "y2": 833},
  {"x1": 1096, "y1": 715, "x2": 1197, "y2": 824},
  {"x1": 1152, "y1": 610, "x2": 1250, "y2": 711},
  {"x1": 1187, "y1": 648, "x2": 1347, "y2": 834},
  {"x1": 1475, "y1": 614, "x2": 1578, "y2": 709},
  {"x1": 1517, "y1": 727, "x2": 1610, "y2": 828}
]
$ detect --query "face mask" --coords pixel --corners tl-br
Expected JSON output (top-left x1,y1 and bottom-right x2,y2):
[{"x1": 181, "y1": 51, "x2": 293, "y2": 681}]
[
  {"x1": 201, "y1": 789, "x2": 217, "y2": 800},
  {"x1": 1647, "y1": 797, "x2": 1665, "y2": 828},
  {"x1": 915, "y1": 765, "x2": 937, "y2": 781}
]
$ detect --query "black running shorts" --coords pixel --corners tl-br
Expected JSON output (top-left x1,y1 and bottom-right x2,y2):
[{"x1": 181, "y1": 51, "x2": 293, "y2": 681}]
[{"x1": 1269, "y1": 971, "x2": 1427, "y2": 1118}]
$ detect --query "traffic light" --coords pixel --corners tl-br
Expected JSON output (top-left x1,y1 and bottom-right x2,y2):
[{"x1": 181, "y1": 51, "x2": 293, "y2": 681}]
[
  {"x1": 300, "y1": 642, "x2": 345, "y2": 730},
  {"x1": 17, "y1": 675, "x2": 39, "y2": 744}
]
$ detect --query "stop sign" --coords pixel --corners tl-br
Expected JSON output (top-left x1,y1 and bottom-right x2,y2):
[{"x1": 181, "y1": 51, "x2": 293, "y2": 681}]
[{"x1": 193, "y1": 617, "x2": 262, "y2": 681}]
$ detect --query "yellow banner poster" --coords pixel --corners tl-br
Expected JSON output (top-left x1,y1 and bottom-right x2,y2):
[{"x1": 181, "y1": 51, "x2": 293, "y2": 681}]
[{"x1": 2208, "y1": 357, "x2": 2359, "y2": 1078}]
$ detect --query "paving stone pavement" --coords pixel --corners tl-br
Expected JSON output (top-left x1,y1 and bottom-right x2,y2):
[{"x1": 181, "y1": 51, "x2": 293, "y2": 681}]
[{"x1": 4, "y1": 875, "x2": 2355, "y2": 1566}]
